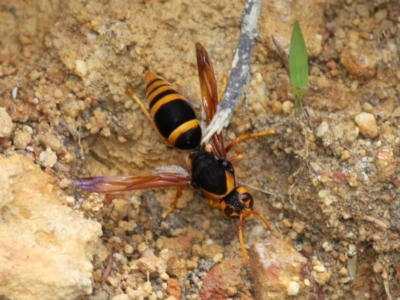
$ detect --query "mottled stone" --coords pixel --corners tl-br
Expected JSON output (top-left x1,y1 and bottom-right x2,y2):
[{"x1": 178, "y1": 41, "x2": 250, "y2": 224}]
[
  {"x1": 0, "y1": 154, "x2": 102, "y2": 300},
  {"x1": 0, "y1": 107, "x2": 13, "y2": 138},
  {"x1": 200, "y1": 259, "x2": 243, "y2": 300},
  {"x1": 167, "y1": 278, "x2": 181, "y2": 300},
  {"x1": 374, "y1": 147, "x2": 396, "y2": 181},
  {"x1": 354, "y1": 112, "x2": 379, "y2": 138},
  {"x1": 304, "y1": 76, "x2": 350, "y2": 111},
  {"x1": 249, "y1": 237, "x2": 311, "y2": 300},
  {"x1": 13, "y1": 130, "x2": 31, "y2": 149},
  {"x1": 340, "y1": 47, "x2": 378, "y2": 80}
]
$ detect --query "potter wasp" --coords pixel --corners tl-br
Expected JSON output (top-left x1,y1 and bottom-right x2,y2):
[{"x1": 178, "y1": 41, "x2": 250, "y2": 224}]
[{"x1": 73, "y1": 43, "x2": 275, "y2": 265}]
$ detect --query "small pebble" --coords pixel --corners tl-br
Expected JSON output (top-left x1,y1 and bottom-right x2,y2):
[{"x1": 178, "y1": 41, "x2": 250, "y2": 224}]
[
  {"x1": 354, "y1": 112, "x2": 378, "y2": 138},
  {"x1": 271, "y1": 100, "x2": 282, "y2": 114},
  {"x1": 292, "y1": 221, "x2": 305, "y2": 233},
  {"x1": 282, "y1": 218, "x2": 292, "y2": 228},
  {"x1": 316, "y1": 121, "x2": 329, "y2": 138},
  {"x1": 113, "y1": 252, "x2": 124, "y2": 262},
  {"x1": 137, "y1": 242, "x2": 148, "y2": 253},
  {"x1": 124, "y1": 243, "x2": 134, "y2": 254},
  {"x1": 254, "y1": 72, "x2": 262, "y2": 83},
  {"x1": 64, "y1": 196, "x2": 76, "y2": 205},
  {"x1": 111, "y1": 294, "x2": 130, "y2": 300},
  {"x1": 322, "y1": 241, "x2": 333, "y2": 252},
  {"x1": 313, "y1": 265, "x2": 326, "y2": 273},
  {"x1": 39, "y1": 132, "x2": 63, "y2": 153},
  {"x1": 53, "y1": 89, "x2": 63, "y2": 99},
  {"x1": 213, "y1": 253, "x2": 223, "y2": 263},
  {"x1": 282, "y1": 101, "x2": 294, "y2": 114},
  {"x1": 13, "y1": 130, "x2": 31, "y2": 149},
  {"x1": 160, "y1": 272, "x2": 169, "y2": 280},
  {"x1": 38, "y1": 147, "x2": 57, "y2": 167},
  {"x1": 339, "y1": 267, "x2": 348, "y2": 277},
  {"x1": 201, "y1": 220, "x2": 210, "y2": 230},
  {"x1": 287, "y1": 281, "x2": 300, "y2": 296},
  {"x1": 75, "y1": 59, "x2": 87, "y2": 77}
]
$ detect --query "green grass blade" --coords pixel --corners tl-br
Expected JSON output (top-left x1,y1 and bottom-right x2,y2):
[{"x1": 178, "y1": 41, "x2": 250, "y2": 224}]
[{"x1": 289, "y1": 21, "x2": 308, "y2": 108}]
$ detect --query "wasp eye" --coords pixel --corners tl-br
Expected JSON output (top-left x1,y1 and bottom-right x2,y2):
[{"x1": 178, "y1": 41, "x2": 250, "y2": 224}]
[
  {"x1": 223, "y1": 205, "x2": 235, "y2": 217},
  {"x1": 240, "y1": 193, "x2": 254, "y2": 207}
]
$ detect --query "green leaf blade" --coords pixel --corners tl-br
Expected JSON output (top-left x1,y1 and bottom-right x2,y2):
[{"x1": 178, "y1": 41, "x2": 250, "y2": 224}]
[{"x1": 289, "y1": 21, "x2": 309, "y2": 107}]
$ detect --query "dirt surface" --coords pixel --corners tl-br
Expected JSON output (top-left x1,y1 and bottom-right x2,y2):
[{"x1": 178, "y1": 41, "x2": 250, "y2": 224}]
[{"x1": 1, "y1": 0, "x2": 400, "y2": 299}]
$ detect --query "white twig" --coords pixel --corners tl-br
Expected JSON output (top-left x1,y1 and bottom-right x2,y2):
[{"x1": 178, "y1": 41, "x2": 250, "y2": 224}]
[{"x1": 201, "y1": 0, "x2": 261, "y2": 143}]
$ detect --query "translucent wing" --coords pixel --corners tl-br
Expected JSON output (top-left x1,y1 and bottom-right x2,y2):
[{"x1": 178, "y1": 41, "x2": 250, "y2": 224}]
[
  {"x1": 73, "y1": 172, "x2": 191, "y2": 193},
  {"x1": 196, "y1": 42, "x2": 226, "y2": 158},
  {"x1": 153, "y1": 165, "x2": 190, "y2": 177}
]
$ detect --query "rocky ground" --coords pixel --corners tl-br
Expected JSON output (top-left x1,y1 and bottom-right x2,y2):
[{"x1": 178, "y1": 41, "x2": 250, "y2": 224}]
[{"x1": 0, "y1": 0, "x2": 400, "y2": 299}]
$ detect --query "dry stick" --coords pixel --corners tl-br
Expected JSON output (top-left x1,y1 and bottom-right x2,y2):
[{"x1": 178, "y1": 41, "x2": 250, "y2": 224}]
[
  {"x1": 201, "y1": 0, "x2": 261, "y2": 143},
  {"x1": 101, "y1": 251, "x2": 114, "y2": 284}
]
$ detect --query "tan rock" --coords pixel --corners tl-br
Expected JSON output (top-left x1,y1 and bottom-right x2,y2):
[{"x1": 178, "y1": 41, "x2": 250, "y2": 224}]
[
  {"x1": 374, "y1": 147, "x2": 396, "y2": 181},
  {"x1": 0, "y1": 107, "x2": 13, "y2": 138},
  {"x1": 13, "y1": 130, "x2": 31, "y2": 149},
  {"x1": 354, "y1": 112, "x2": 379, "y2": 138},
  {"x1": 249, "y1": 237, "x2": 312, "y2": 300},
  {"x1": 38, "y1": 147, "x2": 58, "y2": 167},
  {"x1": 0, "y1": 155, "x2": 102, "y2": 300},
  {"x1": 340, "y1": 47, "x2": 378, "y2": 80},
  {"x1": 200, "y1": 259, "x2": 243, "y2": 299},
  {"x1": 167, "y1": 278, "x2": 181, "y2": 300},
  {"x1": 304, "y1": 76, "x2": 350, "y2": 111}
]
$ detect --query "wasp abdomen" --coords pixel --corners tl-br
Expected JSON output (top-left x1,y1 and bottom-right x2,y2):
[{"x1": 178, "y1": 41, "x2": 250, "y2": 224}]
[{"x1": 145, "y1": 72, "x2": 202, "y2": 150}]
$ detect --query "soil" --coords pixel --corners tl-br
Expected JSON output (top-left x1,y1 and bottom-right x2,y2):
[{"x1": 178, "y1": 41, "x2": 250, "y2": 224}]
[{"x1": 1, "y1": 0, "x2": 400, "y2": 299}]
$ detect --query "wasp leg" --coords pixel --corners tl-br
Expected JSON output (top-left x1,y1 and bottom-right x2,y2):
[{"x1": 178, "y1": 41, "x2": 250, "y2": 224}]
[
  {"x1": 239, "y1": 209, "x2": 272, "y2": 266},
  {"x1": 161, "y1": 187, "x2": 182, "y2": 218},
  {"x1": 208, "y1": 198, "x2": 220, "y2": 209},
  {"x1": 225, "y1": 129, "x2": 276, "y2": 153},
  {"x1": 217, "y1": 75, "x2": 228, "y2": 102},
  {"x1": 228, "y1": 153, "x2": 244, "y2": 165},
  {"x1": 126, "y1": 87, "x2": 153, "y2": 121},
  {"x1": 127, "y1": 87, "x2": 173, "y2": 147},
  {"x1": 238, "y1": 213, "x2": 250, "y2": 266}
]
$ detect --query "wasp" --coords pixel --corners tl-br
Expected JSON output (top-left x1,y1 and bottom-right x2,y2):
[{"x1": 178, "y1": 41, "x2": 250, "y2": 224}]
[{"x1": 73, "y1": 43, "x2": 275, "y2": 266}]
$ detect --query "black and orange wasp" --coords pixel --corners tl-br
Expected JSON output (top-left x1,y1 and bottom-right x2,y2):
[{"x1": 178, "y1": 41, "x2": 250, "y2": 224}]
[{"x1": 73, "y1": 43, "x2": 275, "y2": 265}]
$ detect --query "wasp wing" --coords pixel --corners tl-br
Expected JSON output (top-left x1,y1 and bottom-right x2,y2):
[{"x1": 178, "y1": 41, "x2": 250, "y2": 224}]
[
  {"x1": 153, "y1": 165, "x2": 190, "y2": 177},
  {"x1": 196, "y1": 42, "x2": 226, "y2": 158},
  {"x1": 73, "y1": 172, "x2": 191, "y2": 193}
]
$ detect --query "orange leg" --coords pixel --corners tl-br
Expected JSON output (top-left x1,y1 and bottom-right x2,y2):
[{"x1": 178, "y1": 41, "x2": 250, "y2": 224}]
[
  {"x1": 218, "y1": 75, "x2": 228, "y2": 102},
  {"x1": 126, "y1": 87, "x2": 152, "y2": 122},
  {"x1": 238, "y1": 213, "x2": 250, "y2": 266},
  {"x1": 238, "y1": 209, "x2": 272, "y2": 266},
  {"x1": 228, "y1": 154, "x2": 244, "y2": 165},
  {"x1": 126, "y1": 87, "x2": 172, "y2": 147},
  {"x1": 161, "y1": 187, "x2": 182, "y2": 218},
  {"x1": 225, "y1": 129, "x2": 276, "y2": 154},
  {"x1": 208, "y1": 198, "x2": 220, "y2": 209}
]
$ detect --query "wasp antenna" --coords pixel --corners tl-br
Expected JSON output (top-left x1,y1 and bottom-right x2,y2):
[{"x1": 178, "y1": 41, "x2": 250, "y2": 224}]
[
  {"x1": 242, "y1": 210, "x2": 272, "y2": 230},
  {"x1": 248, "y1": 210, "x2": 271, "y2": 231},
  {"x1": 236, "y1": 179, "x2": 279, "y2": 198}
]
